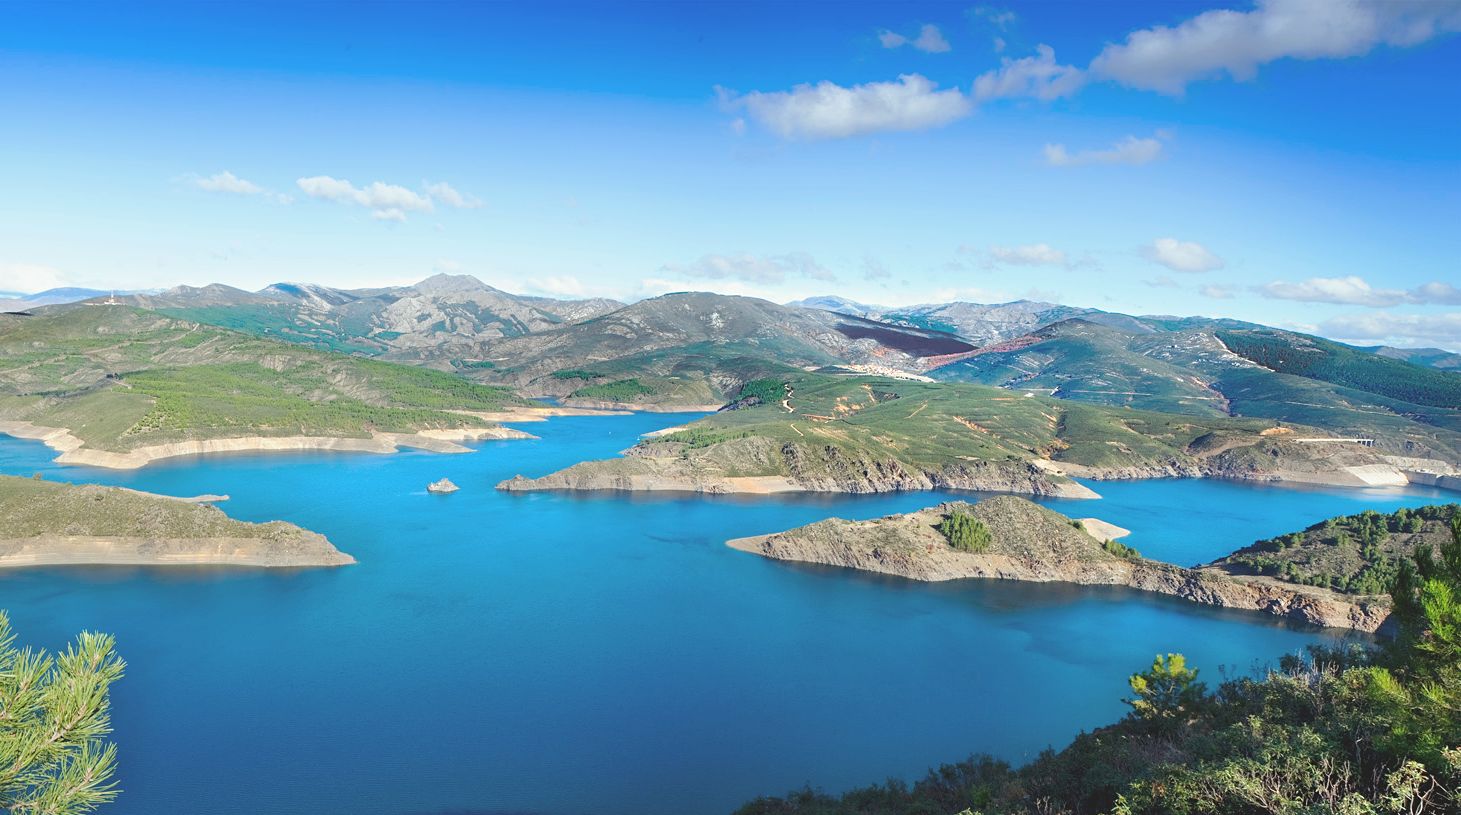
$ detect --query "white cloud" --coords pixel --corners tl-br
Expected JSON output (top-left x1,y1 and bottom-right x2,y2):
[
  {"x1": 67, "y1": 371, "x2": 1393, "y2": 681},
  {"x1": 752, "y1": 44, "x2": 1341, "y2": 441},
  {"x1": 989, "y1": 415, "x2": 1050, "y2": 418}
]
[
  {"x1": 970, "y1": 6, "x2": 1017, "y2": 30},
  {"x1": 1412, "y1": 281, "x2": 1461, "y2": 305},
  {"x1": 527, "y1": 275, "x2": 590, "y2": 298},
  {"x1": 296, "y1": 176, "x2": 480, "y2": 221},
  {"x1": 989, "y1": 243, "x2": 1069, "y2": 267},
  {"x1": 661, "y1": 252, "x2": 837, "y2": 284},
  {"x1": 1200, "y1": 284, "x2": 1239, "y2": 299},
  {"x1": 1089, "y1": 0, "x2": 1461, "y2": 95},
  {"x1": 0, "y1": 263, "x2": 68, "y2": 293},
  {"x1": 187, "y1": 171, "x2": 292, "y2": 203},
  {"x1": 1141, "y1": 237, "x2": 1224, "y2": 273},
  {"x1": 1044, "y1": 133, "x2": 1166, "y2": 167},
  {"x1": 973, "y1": 44, "x2": 1085, "y2": 102},
  {"x1": 1259, "y1": 275, "x2": 1408, "y2": 306},
  {"x1": 719, "y1": 74, "x2": 973, "y2": 140},
  {"x1": 424, "y1": 181, "x2": 482, "y2": 209},
  {"x1": 880, "y1": 23, "x2": 951, "y2": 53},
  {"x1": 371, "y1": 208, "x2": 408, "y2": 223},
  {"x1": 1259, "y1": 276, "x2": 1461, "y2": 307},
  {"x1": 192, "y1": 170, "x2": 263, "y2": 195},
  {"x1": 1319, "y1": 311, "x2": 1461, "y2": 350}
]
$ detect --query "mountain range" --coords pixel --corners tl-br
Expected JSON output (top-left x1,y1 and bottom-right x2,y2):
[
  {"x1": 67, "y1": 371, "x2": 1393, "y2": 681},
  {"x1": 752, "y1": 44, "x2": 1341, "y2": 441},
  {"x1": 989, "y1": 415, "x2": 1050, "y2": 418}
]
[{"x1": 5, "y1": 276, "x2": 1459, "y2": 463}]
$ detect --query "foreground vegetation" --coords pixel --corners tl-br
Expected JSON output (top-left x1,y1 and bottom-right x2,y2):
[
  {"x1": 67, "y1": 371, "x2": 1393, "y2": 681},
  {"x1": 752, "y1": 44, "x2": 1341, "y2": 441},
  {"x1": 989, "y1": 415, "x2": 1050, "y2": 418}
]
[
  {"x1": 736, "y1": 516, "x2": 1461, "y2": 815},
  {"x1": 1217, "y1": 505, "x2": 1460, "y2": 596},
  {"x1": 0, "y1": 611, "x2": 124, "y2": 815}
]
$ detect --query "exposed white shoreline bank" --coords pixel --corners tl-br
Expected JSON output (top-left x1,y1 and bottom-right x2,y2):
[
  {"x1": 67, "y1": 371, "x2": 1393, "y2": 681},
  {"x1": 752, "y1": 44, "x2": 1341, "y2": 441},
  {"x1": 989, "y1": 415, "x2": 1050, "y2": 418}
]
[
  {"x1": 0, "y1": 417, "x2": 553, "y2": 470},
  {"x1": 0, "y1": 535, "x2": 356, "y2": 569}
]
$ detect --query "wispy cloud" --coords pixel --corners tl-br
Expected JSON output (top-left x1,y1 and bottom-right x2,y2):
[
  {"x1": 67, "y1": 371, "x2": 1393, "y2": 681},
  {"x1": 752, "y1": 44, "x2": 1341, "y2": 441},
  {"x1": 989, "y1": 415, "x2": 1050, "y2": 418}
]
[
  {"x1": 1200, "y1": 284, "x2": 1239, "y2": 299},
  {"x1": 718, "y1": 74, "x2": 973, "y2": 140},
  {"x1": 1320, "y1": 311, "x2": 1461, "y2": 350},
  {"x1": 295, "y1": 176, "x2": 479, "y2": 221},
  {"x1": 987, "y1": 243, "x2": 1070, "y2": 267},
  {"x1": 0, "y1": 263, "x2": 68, "y2": 293},
  {"x1": 1089, "y1": 0, "x2": 1461, "y2": 95},
  {"x1": 973, "y1": 44, "x2": 1084, "y2": 103},
  {"x1": 862, "y1": 257, "x2": 892, "y2": 281},
  {"x1": 1044, "y1": 132, "x2": 1167, "y2": 167},
  {"x1": 660, "y1": 252, "x2": 837, "y2": 284},
  {"x1": 1141, "y1": 238, "x2": 1223, "y2": 273},
  {"x1": 879, "y1": 23, "x2": 952, "y2": 53},
  {"x1": 423, "y1": 181, "x2": 483, "y2": 209},
  {"x1": 1259, "y1": 276, "x2": 1461, "y2": 307},
  {"x1": 187, "y1": 170, "x2": 292, "y2": 203},
  {"x1": 192, "y1": 170, "x2": 263, "y2": 195},
  {"x1": 969, "y1": 6, "x2": 1016, "y2": 31}
]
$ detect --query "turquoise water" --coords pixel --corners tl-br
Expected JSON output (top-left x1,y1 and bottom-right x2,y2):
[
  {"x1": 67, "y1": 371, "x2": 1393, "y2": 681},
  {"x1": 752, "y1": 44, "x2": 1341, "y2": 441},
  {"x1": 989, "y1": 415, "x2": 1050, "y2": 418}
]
[{"x1": 0, "y1": 413, "x2": 1453, "y2": 815}]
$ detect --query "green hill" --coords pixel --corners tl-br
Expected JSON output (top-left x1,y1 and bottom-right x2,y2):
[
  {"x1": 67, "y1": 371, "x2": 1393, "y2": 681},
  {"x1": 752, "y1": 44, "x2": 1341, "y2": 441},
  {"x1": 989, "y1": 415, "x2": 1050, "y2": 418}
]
[
  {"x1": 0, "y1": 306, "x2": 529, "y2": 454},
  {"x1": 1216, "y1": 328, "x2": 1461, "y2": 409},
  {"x1": 931, "y1": 319, "x2": 1461, "y2": 463}
]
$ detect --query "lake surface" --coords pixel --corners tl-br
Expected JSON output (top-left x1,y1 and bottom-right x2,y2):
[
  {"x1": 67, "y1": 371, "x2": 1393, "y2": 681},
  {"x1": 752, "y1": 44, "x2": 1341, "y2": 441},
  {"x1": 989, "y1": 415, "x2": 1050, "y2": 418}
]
[{"x1": 0, "y1": 413, "x2": 1453, "y2": 815}]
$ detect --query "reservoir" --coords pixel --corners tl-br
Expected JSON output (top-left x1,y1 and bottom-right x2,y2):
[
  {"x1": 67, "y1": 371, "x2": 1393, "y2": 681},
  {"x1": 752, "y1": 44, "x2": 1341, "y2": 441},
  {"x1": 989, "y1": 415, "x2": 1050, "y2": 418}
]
[{"x1": 0, "y1": 412, "x2": 1451, "y2": 815}]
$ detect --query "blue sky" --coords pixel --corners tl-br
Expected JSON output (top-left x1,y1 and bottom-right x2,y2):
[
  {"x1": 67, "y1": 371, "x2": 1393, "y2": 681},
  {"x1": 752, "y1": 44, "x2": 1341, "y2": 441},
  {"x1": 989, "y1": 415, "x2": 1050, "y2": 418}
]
[{"x1": 2, "y1": 0, "x2": 1459, "y2": 348}]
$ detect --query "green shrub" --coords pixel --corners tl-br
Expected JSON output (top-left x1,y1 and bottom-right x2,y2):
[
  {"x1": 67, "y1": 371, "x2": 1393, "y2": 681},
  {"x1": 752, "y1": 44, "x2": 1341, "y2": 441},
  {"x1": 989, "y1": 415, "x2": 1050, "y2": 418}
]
[
  {"x1": 938, "y1": 511, "x2": 992, "y2": 553},
  {"x1": 1102, "y1": 538, "x2": 1141, "y2": 559}
]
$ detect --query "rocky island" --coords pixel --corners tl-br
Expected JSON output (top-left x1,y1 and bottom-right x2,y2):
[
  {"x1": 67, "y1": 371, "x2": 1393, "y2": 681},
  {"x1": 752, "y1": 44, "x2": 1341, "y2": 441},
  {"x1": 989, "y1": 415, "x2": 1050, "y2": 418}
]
[
  {"x1": 427, "y1": 477, "x2": 459, "y2": 494},
  {"x1": 0, "y1": 475, "x2": 353, "y2": 568},
  {"x1": 727, "y1": 496, "x2": 1399, "y2": 631}
]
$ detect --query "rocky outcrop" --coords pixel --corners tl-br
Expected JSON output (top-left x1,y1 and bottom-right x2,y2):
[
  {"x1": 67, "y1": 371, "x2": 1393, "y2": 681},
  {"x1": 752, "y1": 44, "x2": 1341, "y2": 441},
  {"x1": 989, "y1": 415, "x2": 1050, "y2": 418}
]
[
  {"x1": 499, "y1": 437, "x2": 1101, "y2": 499},
  {"x1": 726, "y1": 496, "x2": 1391, "y2": 632},
  {"x1": 427, "y1": 478, "x2": 459, "y2": 494}
]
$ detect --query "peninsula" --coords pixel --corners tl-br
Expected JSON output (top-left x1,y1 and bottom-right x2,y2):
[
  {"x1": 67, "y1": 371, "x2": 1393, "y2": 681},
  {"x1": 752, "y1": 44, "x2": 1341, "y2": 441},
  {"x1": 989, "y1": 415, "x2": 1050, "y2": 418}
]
[
  {"x1": 727, "y1": 496, "x2": 1407, "y2": 631},
  {"x1": 0, "y1": 475, "x2": 353, "y2": 568},
  {"x1": 500, "y1": 373, "x2": 1439, "y2": 499}
]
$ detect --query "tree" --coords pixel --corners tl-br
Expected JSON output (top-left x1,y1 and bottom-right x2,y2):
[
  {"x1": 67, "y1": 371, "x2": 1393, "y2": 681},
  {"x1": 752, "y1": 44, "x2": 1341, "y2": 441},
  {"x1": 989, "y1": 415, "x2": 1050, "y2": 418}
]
[
  {"x1": 0, "y1": 611, "x2": 125, "y2": 815},
  {"x1": 1383, "y1": 515, "x2": 1461, "y2": 761},
  {"x1": 1125, "y1": 653, "x2": 1207, "y2": 727},
  {"x1": 937, "y1": 511, "x2": 993, "y2": 554}
]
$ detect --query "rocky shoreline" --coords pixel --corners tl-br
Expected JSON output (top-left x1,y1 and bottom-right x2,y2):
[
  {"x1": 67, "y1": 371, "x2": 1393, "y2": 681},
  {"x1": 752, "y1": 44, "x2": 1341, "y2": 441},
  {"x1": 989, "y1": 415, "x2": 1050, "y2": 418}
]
[
  {"x1": 501, "y1": 434, "x2": 1460, "y2": 500},
  {"x1": 499, "y1": 436, "x2": 1103, "y2": 498},
  {"x1": 726, "y1": 497, "x2": 1392, "y2": 632},
  {"x1": 0, "y1": 533, "x2": 355, "y2": 569}
]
